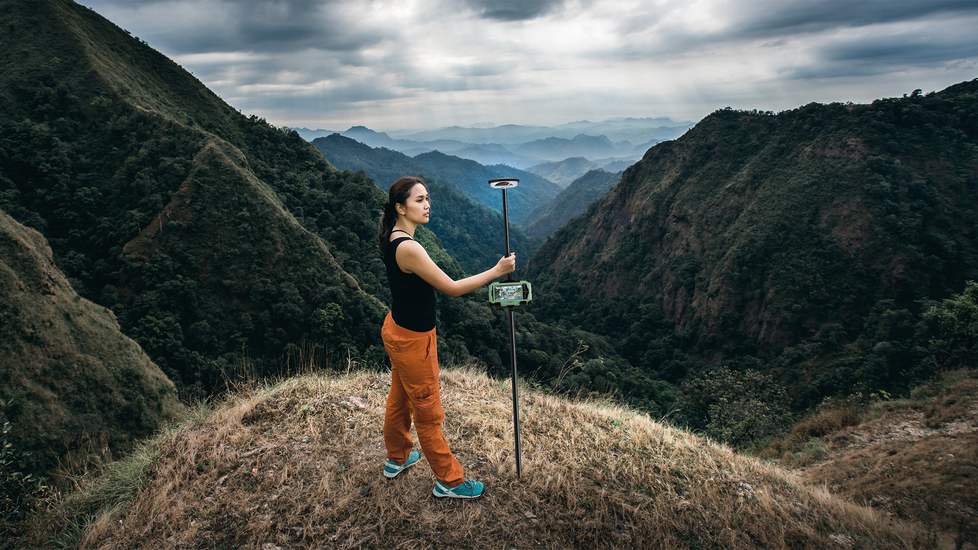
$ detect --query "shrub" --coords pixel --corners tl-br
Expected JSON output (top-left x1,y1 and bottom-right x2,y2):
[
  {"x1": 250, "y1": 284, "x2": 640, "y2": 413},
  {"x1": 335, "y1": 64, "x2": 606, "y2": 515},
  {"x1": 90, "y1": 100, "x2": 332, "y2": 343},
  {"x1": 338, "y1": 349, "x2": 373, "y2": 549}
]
[
  {"x1": 0, "y1": 399, "x2": 48, "y2": 531},
  {"x1": 678, "y1": 367, "x2": 794, "y2": 448}
]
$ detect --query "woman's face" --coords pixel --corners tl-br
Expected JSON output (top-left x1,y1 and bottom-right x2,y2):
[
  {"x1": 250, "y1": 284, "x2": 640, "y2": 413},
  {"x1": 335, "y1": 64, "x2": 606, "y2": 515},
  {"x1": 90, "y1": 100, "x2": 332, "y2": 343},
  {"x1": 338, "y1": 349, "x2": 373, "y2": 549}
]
[{"x1": 398, "y1": 183, "x2": 430, "y2": 225}]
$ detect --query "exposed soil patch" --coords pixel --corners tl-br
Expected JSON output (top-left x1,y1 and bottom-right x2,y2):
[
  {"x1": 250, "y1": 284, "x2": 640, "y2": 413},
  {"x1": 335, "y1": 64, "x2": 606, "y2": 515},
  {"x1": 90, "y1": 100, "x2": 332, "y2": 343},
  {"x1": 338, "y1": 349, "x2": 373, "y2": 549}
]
[{"x1": 792, "y1": 379, "x2": 978, "y2": 548}]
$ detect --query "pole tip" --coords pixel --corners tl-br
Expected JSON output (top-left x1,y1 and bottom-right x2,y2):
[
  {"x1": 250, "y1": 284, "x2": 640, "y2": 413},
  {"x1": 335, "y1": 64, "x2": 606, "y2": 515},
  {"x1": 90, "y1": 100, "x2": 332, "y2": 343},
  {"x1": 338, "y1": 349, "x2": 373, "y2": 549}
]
[{"x1": 489, "y1": 178, "x2": 519, "y2": 189}]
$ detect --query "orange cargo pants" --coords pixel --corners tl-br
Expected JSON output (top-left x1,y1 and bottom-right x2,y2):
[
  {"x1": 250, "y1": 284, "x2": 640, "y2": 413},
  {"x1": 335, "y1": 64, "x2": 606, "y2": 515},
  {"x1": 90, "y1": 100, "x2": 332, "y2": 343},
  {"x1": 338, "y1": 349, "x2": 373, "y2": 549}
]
[{"x1": 381, "y1": 312, "x2": 465, "y2": 487}]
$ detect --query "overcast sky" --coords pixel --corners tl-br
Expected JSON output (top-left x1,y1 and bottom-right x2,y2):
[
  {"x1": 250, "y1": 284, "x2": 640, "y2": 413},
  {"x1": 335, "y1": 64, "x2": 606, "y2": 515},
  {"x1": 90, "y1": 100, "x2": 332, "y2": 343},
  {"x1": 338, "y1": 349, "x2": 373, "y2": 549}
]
[{"x1": 75, "y1": 0, "x2": 978, "y2": 132}]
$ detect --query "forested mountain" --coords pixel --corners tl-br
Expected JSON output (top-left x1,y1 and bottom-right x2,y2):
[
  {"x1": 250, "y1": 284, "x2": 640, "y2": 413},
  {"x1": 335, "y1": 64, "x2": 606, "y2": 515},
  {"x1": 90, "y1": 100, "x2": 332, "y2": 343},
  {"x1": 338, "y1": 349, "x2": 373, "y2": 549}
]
[
  {"x1": 309, "y1": 133, "x2": 541, "y2": 274},
  {"x1": 0, "y1": 0, "x2": 392, "y2": 399},
  {"x1": 0, "y1": 208, "x2": 184, "y2": 476},
  {"x1": 524, "y1": 169, "x2": 622, "y2": 238},
  {"x1": 313, "y1": 134, "x2": 562, "y2": 226},
  {"x1": 527, "y1": 82, "x2": 978, "y2": 409}
]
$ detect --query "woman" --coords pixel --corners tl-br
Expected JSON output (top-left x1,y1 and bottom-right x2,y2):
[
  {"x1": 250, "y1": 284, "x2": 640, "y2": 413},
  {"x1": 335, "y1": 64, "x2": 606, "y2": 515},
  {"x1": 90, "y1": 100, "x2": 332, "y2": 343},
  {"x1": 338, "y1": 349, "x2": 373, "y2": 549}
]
[{"x1": 377, "y1": 176, "x2": 515, "y2": 500}]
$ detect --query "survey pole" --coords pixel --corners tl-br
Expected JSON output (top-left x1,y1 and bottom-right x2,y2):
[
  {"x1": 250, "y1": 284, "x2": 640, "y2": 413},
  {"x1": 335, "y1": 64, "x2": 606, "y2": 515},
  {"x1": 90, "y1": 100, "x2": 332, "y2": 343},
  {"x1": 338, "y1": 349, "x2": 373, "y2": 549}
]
[{"x1": 488, "y1": 177, "x2": 524, "y2": 478}]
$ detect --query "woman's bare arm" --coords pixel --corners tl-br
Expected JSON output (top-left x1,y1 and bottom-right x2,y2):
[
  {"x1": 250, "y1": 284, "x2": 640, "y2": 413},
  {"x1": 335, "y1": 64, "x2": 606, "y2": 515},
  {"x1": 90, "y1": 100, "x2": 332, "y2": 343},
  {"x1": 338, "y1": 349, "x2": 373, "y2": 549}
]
[{"x1": 395, "y1": 240, "x2": 516, "y2": 297}]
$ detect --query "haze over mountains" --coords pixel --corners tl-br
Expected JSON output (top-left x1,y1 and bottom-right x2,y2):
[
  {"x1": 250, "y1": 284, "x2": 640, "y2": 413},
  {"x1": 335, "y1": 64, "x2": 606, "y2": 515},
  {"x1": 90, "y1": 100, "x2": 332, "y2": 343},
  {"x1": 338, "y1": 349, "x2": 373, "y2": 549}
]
[{"x1": 296, "y1": 117, "x2": 694, "y2": 170}]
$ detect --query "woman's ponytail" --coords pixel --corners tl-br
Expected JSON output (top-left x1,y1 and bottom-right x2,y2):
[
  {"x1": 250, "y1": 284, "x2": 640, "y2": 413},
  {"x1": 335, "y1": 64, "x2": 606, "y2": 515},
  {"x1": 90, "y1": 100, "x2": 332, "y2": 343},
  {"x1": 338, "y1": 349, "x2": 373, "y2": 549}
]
[{"x1": 377, "y1": 202, "x2": 398, "y2": 252}]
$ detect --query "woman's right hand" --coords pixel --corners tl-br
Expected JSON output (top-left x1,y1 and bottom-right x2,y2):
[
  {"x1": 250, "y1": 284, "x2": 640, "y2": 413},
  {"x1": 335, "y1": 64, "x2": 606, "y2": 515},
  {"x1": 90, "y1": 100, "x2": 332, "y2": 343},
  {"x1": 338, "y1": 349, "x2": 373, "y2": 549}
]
[{"x1": 496, "y1": 254, "x2": 516, "y2": 276}]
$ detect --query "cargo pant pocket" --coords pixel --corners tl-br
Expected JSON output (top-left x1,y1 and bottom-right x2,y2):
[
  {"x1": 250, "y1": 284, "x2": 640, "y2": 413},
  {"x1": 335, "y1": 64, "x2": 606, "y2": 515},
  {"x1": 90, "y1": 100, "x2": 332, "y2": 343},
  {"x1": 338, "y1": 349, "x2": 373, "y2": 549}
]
[{"x1": 409, "y1": 391, "x2": 444, "y2": 425}]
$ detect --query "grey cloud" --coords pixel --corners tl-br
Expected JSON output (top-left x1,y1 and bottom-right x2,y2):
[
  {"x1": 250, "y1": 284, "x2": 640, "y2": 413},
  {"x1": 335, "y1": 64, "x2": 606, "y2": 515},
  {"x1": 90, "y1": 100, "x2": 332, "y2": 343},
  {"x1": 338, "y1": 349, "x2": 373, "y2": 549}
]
[
  {"x1": 460, "y1": 0, "x2": 565, "y2": 21},
  {"x1": 90, "y1": 0, "x2": 387, "y2": 55},
  {"x1": 220, "y1": 78, "x2": 407, "y2": 113},
  {"x1": 803, "y1": 38, "x2": 977, "y2": 78},
  {"x1": 772, "y1": 6, "x2": 978, "y2": 81},
  {"x1": 232, "y1": 2, "x2": 382, "y2": 53},
  {"x1": 76, "y1": 0, "x2": 978, "y2": 129},
  {"x1": 610, "y1": 0, "x2": 978, "y2": 52},
  {"x1": 609, "y1": 1, "x2": 978, "y2": 72},
  {"x1": 301, "y1": 83, "x2": 404, "y2": 105},
  {"x1": 457, "y1": 61, "x2": 511, "y2": 78},
  {"x1": 825, "y1": 39, "x2": 977, "y2": 65},
  {"x1": 776, "y1": 30, "x2": 978, "y2": 82},
  {"x1": 732, "y1": 0, "x2": 978, "y2": 38}
]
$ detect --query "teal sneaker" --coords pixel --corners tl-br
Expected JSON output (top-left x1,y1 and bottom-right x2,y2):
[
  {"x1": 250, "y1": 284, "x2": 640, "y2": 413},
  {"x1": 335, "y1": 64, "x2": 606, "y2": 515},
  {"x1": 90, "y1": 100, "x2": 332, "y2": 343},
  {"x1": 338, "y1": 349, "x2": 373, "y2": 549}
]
[
  {"x1": 383, "y1": 450, "x2": 420, "y2": 479},
  {"x1": 432, "y1": 479, "x2": 484, "y2": 500}
]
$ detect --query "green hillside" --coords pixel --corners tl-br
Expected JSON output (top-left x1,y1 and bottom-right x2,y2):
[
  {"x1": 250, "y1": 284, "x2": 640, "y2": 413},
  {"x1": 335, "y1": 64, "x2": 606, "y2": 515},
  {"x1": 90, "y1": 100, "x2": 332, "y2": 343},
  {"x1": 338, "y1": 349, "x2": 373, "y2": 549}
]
[
  {"x1": 527, "y1": 82, "x2": 978, "y2": 410},
  {"x1": 0, "y1": 208, "x2": 183, "y2": 479},
  {"x1": 0, "y1": 0, "x2": 389, "y2": 396}
]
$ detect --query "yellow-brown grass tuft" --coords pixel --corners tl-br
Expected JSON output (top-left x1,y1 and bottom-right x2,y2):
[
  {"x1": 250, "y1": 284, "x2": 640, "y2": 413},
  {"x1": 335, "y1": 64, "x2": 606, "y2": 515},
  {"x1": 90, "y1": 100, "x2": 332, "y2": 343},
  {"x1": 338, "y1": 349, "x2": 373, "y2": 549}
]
[{"x1": 35, "y1": 366, "x2": 925, "y2": 549}]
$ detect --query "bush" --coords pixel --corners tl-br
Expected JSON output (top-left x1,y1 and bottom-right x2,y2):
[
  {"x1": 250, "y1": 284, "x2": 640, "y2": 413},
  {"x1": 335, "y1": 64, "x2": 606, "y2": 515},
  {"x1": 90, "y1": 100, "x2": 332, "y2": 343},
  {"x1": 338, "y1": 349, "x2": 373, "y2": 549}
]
[
  {"x1": 678, "y1": 367, "x2": 794, "y2": 448},
  {"x1": 0, "y1": 399, "x2": 48, "y2": 531}
]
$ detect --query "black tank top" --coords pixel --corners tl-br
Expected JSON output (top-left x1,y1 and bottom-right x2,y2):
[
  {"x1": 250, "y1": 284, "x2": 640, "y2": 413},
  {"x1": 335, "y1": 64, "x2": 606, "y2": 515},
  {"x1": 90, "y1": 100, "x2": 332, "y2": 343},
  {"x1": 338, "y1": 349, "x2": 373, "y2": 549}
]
[{"x1": 384, "y1": 235, "x2": 437, "y2": 332}]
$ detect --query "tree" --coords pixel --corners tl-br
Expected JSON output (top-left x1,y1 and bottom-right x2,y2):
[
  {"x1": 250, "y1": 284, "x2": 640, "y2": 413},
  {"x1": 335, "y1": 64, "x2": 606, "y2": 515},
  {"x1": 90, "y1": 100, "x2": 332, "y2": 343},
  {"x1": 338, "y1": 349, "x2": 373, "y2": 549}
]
[{"x1": 923, "y1": 280, "x2": 978, "y2": 378}]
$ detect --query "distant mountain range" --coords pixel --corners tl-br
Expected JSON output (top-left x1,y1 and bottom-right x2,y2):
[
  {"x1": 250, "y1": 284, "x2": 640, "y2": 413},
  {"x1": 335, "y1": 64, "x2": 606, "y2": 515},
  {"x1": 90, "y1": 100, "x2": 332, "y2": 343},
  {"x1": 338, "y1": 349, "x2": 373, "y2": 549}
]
[
  {"x1": 296, "y1": 117, "x2": 694, "y2": 169},
  {"x1": 311, "y1": 134, "x2": 563, "y2": 225},
  {"x1": 313, "y1": 134, "x2": 623, "y2": 241},
  {"x1": 525, "y1": 157, "x2": 605, "y2": 188}
]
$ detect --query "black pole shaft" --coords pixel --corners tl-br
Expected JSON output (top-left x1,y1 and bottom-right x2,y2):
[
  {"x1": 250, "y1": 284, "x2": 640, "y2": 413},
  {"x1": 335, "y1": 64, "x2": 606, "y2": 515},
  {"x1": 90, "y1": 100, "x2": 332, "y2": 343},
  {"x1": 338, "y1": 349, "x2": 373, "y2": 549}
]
[
  {"x1": 508, "y1": 306, "x2": 522, "y2": 478},
  {"x1": 501, "y1": 189, "x2": 513, "y2": 281},
  {"x1": 500, "y1": 187, "x2": 522, "y2": 477}
]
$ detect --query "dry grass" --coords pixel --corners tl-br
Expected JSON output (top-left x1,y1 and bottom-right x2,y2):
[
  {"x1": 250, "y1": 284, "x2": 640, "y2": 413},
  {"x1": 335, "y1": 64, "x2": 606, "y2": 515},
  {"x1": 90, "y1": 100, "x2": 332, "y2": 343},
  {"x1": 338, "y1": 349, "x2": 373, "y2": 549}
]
[
  {"x1": 30, "y1": 366, "x2": 925, "y2": 550},
  {"x1": 783, "y1": 375, "x2": 978, "y2": 549}
]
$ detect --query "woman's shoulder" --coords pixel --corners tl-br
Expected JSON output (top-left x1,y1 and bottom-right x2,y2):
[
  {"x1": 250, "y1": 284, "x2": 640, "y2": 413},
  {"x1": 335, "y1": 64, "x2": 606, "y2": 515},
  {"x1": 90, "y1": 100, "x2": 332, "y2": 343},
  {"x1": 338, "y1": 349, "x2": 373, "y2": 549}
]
[{"x1": 392, "y1": 236, "x2": 423, "y2": 253}]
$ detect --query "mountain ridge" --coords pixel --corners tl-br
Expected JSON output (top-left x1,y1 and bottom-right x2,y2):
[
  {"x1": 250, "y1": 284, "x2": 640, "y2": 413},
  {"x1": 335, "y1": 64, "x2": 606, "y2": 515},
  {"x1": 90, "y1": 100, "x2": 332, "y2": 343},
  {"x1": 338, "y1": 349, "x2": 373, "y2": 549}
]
[
  {"x1": 524, "y1": 169, "x2": 623, "y2": 238},
  {"x1": 527, "y1": 82, "x2": 978, "y2": 407},
  {"x1": 0, "y1": 207, "x2": 184, "y2": 476},
  {"x1": 0, "y1": 0, "x2": 390, "y2": 398}
]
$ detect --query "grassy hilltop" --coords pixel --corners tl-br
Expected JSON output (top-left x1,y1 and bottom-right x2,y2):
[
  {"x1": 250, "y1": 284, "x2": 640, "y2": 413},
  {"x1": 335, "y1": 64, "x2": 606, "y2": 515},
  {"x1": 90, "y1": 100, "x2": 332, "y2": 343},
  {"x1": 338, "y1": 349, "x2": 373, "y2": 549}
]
[
  {"x1": 779, "y1": 370, "x2": 978, "y2": 545},
  {"x1": 23, "y1": 367, "x2": 925, "y2": 550}
]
